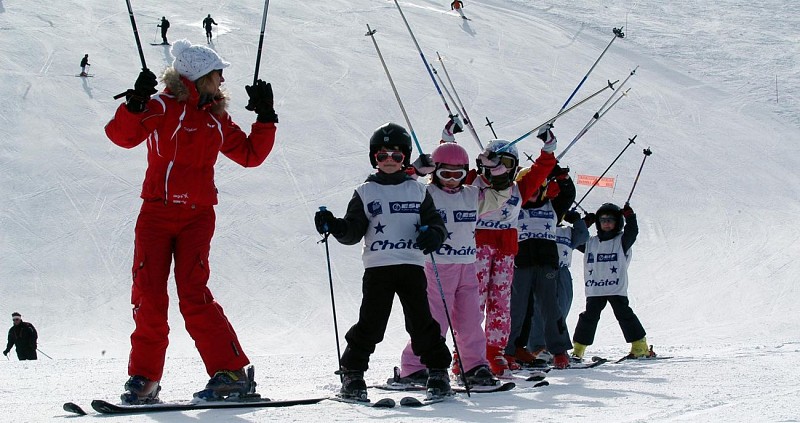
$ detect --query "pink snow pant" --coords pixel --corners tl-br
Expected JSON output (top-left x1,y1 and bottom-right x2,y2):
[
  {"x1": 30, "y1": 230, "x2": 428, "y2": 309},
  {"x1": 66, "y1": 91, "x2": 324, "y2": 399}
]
[
  {"x1": 400, "y1": 262, "x2": 488, "y2": 377},
  {"x1": 128, "y1": 200, "x2": 250, "y2": 381},
  {"x1": 475, "y1": 244, "x2": 515, "y2": 350}
]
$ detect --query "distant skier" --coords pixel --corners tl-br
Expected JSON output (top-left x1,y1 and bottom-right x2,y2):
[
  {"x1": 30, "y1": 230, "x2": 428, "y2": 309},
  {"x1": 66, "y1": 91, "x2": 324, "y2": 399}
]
[
  {"x1": 451, "y1": 0, "x2": 468, "y2": 20},
  {"x1": 80, "y1": 54, "x2": 90, "y2": 76},
  {"x1": 157, "y1": 17, "x2": 170, "y2": 45},
  {"x1": 571, "y1": 202, "x2": 653, "y2": 361},
  {"x1": 202, "y1": 14, "x2": 217, "y2": 43},
  {"x1": 3, "y1": 312, "x2": 38, "y2": 360}
]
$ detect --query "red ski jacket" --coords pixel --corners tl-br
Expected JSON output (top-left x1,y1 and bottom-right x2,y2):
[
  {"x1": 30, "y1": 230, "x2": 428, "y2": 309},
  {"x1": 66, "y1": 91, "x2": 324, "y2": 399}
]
[{"x1": 105, "y1": 70, "x2": 276, "y2": 206}]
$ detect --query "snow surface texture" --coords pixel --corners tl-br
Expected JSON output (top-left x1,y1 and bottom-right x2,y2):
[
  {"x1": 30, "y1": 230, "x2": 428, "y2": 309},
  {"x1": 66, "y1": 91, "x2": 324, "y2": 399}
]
[{"x1": 1, "y1": 0, "x2": 799, "y2": 421}]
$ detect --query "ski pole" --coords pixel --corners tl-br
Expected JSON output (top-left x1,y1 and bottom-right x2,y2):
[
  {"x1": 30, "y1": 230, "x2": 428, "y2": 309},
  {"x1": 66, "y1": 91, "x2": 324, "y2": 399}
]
[
  {"x1": 37, "y1": 348, "x2": 53, "y2": 360},
  {"x1": 485, "y1": 117, "x2": 498, "y2": 138},
  {"x1": 625, "y1": 147, "x2": 653, "y2": 205},
  {"x1": 420, "y1": 226, "x2": 471, "y2": 397},
  {"x1": 436, "y1": 52, "x2": 484, "y2": 149},
  {"x1": 498, "y1": 80, "x2": 618, "y2": 153},
  {"x1": 392, "y1": 0, "x2": 461, "y2": 129},
  {"x1": 153, "y1": 23, "x2": 158, "y2": 43},
  {"x1": 365, "y1": 24, "x2": 424, "y2": 154},
  {"x1": 113, "y1": 0, "x2": 150, "y2": 100},
  {"x1": 574, "y1": 135, "x2": 637, "y2": 210},
  {"x1": 318, "y1": 206, "x2": 343, "y2": 376},
  {"x1": 558, "y1": 66, "x2": 638, "y2": 160},
  {"x1": 559, "y1": 87, "x2": 630, "y2": 160},
  {"x1": 558, "y1": 27, "x2": 625, "y2": 113},
  {"x1": 252, "y1": 0, "x2": 271, "y2": 86}
]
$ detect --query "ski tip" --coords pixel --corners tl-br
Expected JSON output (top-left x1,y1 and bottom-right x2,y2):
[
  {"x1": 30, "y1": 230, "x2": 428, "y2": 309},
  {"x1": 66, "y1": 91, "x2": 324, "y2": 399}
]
[{"x1": 63, "y1": 402, "x2": 87, "y2": 415}]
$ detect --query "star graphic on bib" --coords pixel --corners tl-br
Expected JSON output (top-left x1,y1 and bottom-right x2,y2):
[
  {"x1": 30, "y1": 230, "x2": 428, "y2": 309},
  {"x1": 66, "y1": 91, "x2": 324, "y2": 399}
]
[
  {"x1": 563, "y1": 250, "x2": 569, "y2": 256},
  {"x1": 446, "y1": 231, "x2": 453, "y2": 240},
  {"x1": 588, "y1": 269, "x2": 593, "y2": 275},
  {"x1": 544, "y1": 223, "x2": 551, "y2": 230},
  {"x1": 501, "y1": 208, "x2": 509, "y2": 217},
  {"x1": 520, "y1": 223, "x2": 528, "y2": 231},
  {"x1": 374, "y1": 222, "x2": 386, "y2": 234},
  {"x1": 610, "y1": 266, "x2": 618, "y2": 273}
]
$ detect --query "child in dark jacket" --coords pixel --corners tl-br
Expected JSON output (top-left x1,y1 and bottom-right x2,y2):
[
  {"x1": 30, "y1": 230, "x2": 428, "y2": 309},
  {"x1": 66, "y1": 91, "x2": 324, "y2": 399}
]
[{"x1": 315, "y1": 122, "x2": 452, "y2": 401}]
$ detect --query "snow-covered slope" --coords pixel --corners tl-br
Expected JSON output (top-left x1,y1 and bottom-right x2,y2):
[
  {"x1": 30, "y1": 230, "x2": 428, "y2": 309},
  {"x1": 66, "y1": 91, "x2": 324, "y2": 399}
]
[{"x1": 1, "y1": 0, "x2": 798, "y2": 421}]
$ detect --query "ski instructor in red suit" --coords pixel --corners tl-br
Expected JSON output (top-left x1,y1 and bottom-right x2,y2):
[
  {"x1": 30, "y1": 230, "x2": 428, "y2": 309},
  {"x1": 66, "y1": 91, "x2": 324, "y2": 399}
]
[{"x1": 105, "y1": 39, "x2": 278, "y2": 404}]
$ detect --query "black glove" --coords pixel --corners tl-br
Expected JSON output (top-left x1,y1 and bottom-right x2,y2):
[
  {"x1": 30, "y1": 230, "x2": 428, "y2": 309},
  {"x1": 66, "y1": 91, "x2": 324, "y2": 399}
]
[
  {"x1": 245, "y1": 80, "x2": 278, "y2": 123},
  {"x1": 416, "y1": 228, "x2": 442, "y2": 255},
  {"x1": 583, "y1": 212, "x2": 596, "y2": 227},
  {"x1": 315, "y1": 210, "x2": 345, "y2": 235},
  {"x1": 622, "y1": 203, "x2": 634, "y2": 218},
  {"x1": 125, "y1": 69, "x2": 158, "y2": 113},
  {"x1": 412, "y1": 154, "x2": 435, "y2": 176},
  {"x1": 563, "y1": 210, "x2": 581, "y2": 224}
]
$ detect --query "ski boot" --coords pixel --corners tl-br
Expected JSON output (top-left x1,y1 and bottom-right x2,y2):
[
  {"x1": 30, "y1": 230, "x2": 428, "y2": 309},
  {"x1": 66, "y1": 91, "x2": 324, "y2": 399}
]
[
  {"x1": 463, "y1": 365, "x2": 499, "y2": 386},
  {"x1": 451, "y1": 351, "x2": 461, "y2": 376},
  {"x1": 120, "y1": 375, "x2": 161, "y2": 405},
  {"x1": 628, "y1": 337, "x2": 651, "y2": 358},
  {"x1": 425, "y1": 368, "x2": 453, "y2": 399},
  {"x1": 336, "y1": 368, "x2": 368, "y2": 401},
  {"x1": 487, "y1": 346, "x2": 511, "y2": 377},
  {"x1": 514, "y1": 347, "x2": 537, "y2": 366},
  {"x1": 193, "y1": 365, "x2": 259, "y2": 401},
  {"x1": 571, "y1": 342, "x2": 587, "y2": 363},
  {"x1": 552, "y1": 352, "x2": 570, "y2": 369},
  {"x1": 391, "y1": 366, "x2": 428, "y2": 385}
]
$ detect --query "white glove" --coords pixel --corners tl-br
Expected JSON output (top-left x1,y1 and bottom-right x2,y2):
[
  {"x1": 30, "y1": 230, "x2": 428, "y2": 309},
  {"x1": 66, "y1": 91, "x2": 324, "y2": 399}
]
[{"x1": 537, "y1": 124, "x2": 557, "y2": 153}]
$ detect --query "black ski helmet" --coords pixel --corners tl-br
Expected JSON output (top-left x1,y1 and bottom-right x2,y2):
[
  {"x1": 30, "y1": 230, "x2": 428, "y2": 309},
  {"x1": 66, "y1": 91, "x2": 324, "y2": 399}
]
[
  {"x1": 369, "y1": 122, "x2": 413, "y2": 168},
  {"x1": 595, "y1": 202, "x2": 624, "y2": 232}
]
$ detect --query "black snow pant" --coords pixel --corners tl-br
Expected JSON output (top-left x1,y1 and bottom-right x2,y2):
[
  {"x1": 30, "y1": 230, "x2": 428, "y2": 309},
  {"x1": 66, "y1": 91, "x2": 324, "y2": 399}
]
[
  {"x1": 340, "y1": 264, "x2": 451, "y2": 372},
  {"x1": 16, "y1": 347, "x2": 37, "y2": 360},
  {"x1": 161, "y1": 29, "x2": 168, "y2": 44},
  {"x1": 573, "y1": 295, "x2": 646, "y2": 345}
]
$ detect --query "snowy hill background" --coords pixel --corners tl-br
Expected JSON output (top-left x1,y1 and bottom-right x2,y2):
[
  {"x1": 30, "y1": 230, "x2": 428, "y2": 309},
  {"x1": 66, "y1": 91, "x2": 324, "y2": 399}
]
[{"x1": 1, "y1": 0, "x2": 798, "y2": 421}]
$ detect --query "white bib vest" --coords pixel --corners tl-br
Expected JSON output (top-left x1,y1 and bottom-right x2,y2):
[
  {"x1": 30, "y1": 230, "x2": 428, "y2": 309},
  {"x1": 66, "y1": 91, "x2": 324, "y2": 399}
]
[
  {"x1": 427, "y1": 185, "x2": 479, "y2": 264},
  {"x1": 517, "y1": 201, "x2": 557, "y2": 243},
  {"x1": 356, "y1": 179, "x2": 427, "y2": 268},
  {"x1": 471, "y1": 177, "x2": 523, "y2": 231},
  {"x1": 555, "y1": 226, "x2": 573, "y2": 268},
  {"x1": 583, "y1": 234, "x2": 631, "y2": 297}
]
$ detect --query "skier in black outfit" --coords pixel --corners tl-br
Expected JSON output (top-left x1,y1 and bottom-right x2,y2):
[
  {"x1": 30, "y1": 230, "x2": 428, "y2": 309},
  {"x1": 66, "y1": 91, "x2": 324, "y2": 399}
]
[
  {"x1": 4, "y1": 312, "x2": 38, "y2": 360},
  {"x1": 314, "y1": 122, "x2": 452, "y2": 401},
  {"x1": 80, "y1": 54, "x2": 90, "y2": 76},
  {"x1": 157, "y1": 17, "x2": 170, "y2": 45},
  {"x1": 202, "y1": 14, "x2": 217, "y2": 43}
]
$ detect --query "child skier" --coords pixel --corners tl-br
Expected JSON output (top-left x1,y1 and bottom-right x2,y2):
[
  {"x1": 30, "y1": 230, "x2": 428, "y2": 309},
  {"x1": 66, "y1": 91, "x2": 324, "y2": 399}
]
[
  {"x1": 504, "y1": 166, "x2": 576, "y2": 369},
  {"x1": 314, "y1": 122, "x2": 452, "y2": 401},
  {"x1": 571, "y1": 202, "x2": 652, "y2": 360},
  {"x1": 395, "y1": 141, "x2": 497, "y2": 387},
  {"x1": 466, "y1": 127, "x2": 557, "y2": 376}
]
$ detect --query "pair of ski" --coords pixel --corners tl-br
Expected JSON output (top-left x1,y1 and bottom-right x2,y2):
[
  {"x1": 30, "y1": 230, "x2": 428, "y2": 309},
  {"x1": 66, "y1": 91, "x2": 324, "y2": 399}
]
[
  {"x1": 330, "y1": 394, "x2": 448, "y2": 408},
  {"x1": 63, "y1": 397, "x2": 327, "y2": 415},
  {"x1": 593, "y1": 354, "x2": 674, "y2": 364}
]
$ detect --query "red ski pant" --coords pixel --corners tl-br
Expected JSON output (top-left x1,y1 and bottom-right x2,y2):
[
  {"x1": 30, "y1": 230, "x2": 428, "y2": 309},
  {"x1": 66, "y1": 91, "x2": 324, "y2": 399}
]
[{"x1": 128, "y1": 200, "x2": 249, "y2": 381}]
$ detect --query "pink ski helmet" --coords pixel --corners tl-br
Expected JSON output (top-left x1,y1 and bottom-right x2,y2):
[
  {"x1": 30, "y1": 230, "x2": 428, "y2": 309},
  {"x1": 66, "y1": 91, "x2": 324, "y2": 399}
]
[{"x1": 431, "y1": 142, "x2": 469, "y2": 166}]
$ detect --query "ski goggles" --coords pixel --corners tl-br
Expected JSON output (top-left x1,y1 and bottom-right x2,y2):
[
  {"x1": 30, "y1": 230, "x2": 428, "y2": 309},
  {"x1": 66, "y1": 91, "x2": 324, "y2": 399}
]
[
  {"x1": 374, "y1": 151, "x2": 405, "y2": 163},
  {"x1": 598, "y1": 216, "x2": 616, "y2": 223},
  {"x1": 436, "y1": 168, "x2": 467, "y2": 181},
  {"x1": 12, "y1": 317, "x2": 20, "y2": 322},
  {"x1": 497, "y1": 155, "x2": 516, "y2": 169}
]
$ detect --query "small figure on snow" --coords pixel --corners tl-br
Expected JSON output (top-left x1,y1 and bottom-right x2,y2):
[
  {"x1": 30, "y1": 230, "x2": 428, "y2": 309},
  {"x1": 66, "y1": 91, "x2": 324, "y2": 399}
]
[
  {"x1": 105, "y1": 38, "x2": 278, "y2": 405},
  {"x1": 157, "y1": 17, "x2": 170, "y2": 45},
  {"x1": 451, "y1": 0, "x2": 468, "y2": 20},
  {"x1": 314, "y1": 122, "x2": 453, "y2": 401},
  {"x1": 202, "y1": 14, "x2": 218, "y2": 43},
  {"x1": 4, "y1": 312, "x2": 38, "y2": 360},
  {"x1": 467, "y1": 126, "x2": 557, "y2": 377},
  {"x1": 80, "y1": 54, "x2": 90, "y2": 76},
  {"x1": 571, "y1": 202, "x2": 653, "y2": 361}
]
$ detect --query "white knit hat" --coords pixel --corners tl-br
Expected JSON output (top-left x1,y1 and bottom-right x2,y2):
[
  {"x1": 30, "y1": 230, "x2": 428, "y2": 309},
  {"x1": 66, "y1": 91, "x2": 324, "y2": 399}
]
[{"x1": 171, "y1": 39, "x2": 230, "y2": 81}]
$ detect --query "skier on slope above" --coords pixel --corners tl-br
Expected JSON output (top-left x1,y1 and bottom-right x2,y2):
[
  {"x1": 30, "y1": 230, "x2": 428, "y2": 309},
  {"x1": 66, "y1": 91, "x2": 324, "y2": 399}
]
[
  {"x1": 394, "y1": 140, "x2": 499, "y2": 388},
  {"x1": 314, "y1": 122, "x2": 453, "y2": 401},
  {"x1": 157, "y1": 17, "x2": 170, "y2": 45},
  {"x1": 571, "y1": 202, "x2": 654, "y2": 361},
  {"x1": 202, "y1": 14, "x2": 217, "y2": 43},
  {"x1": 80, "y1": 54, "x2": 90, "y2": 76},
  {"x1": 465, "y1": 128, "x2": 557, "y2": 377},
  {"x1": 105, "y1": 39, "x2": 278, "y2": 405},
  {"x1": 451, "y1": 0, "x2": 468, "y2": 20},
  {"x1": 3, "y1": 312, "x2": 38, "y2": 361}
]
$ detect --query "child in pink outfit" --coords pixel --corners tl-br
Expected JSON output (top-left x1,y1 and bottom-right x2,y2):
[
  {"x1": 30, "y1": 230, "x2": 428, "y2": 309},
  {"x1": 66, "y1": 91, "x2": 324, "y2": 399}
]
[
  {"x1": 398, "y1": 142, "x2": 497, "y2": 386},
  {"x1": 465, "y1": 133, "x2": 557, "y2": 376}
]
